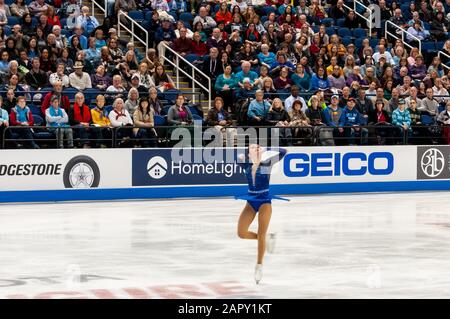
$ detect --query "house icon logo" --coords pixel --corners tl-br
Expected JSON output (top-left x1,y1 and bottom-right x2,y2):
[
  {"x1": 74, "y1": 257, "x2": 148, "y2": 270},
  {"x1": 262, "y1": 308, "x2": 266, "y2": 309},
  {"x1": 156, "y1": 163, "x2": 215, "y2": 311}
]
[{"x1": 147, "y1": 156, "x2": 168, "y2": 179}]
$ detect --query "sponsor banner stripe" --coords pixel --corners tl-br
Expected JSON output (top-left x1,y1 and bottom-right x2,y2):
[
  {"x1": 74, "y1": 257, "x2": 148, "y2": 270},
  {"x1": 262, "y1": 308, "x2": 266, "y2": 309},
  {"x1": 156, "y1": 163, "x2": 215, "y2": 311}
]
[{"x1": 0, "y1": 180, "x2": 450, "y2": 203}]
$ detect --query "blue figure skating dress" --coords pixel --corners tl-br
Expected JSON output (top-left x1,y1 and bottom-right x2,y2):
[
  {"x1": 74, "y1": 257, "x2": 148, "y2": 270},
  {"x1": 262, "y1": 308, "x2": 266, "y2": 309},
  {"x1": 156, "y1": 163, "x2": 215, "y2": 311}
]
[{"x1": 235, "y1": 148, "x2": 289, "y2": 213}]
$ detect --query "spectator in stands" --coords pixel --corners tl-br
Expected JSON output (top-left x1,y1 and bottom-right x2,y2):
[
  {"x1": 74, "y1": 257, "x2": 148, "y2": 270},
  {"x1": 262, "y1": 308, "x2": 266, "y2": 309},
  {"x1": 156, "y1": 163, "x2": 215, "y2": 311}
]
[
  {"x1": 106, "y1": 74, "x2": 127, "y2": 103},
  {"x1": 343, "y1": 97, "x2": 368, "y2": 145},
  {"x1": 193, "y1": 6, "x2": 217, "y2": 32},
  {"x1": 392, "y1": 98, "x2": 411, "y2": 141},
  {"x1": 288, "y1": 100, "x2": 311, "y2": 143},
  {"x1": 420, "y1": 88, "x2": 440, "y2": 116},
  {"x1": 69, "y1": 61, "x2": 92, "y2": 91},
  {"x1": 49, "y1": 63, "x2": 69, "y2": 88},
  {"x1": 9, "y1": 96, "x2": 39, "y2": 149},
  {"x1": 45, "y1": 95, "x2": 73, "y2": 149},
  {"x1": 69, "y1": 92, "x2": 93, "y2": 148},
  {"x1": 215, "y1": 64, "x2": 237, "y2": 112},
  {"x1": 167, "y1": 94, "x2": 193, "y2": 126},
  {"x1": 206, "y1": 96, "x2": 236, "y2": 146},
  {"x1": 323, "y1": 94, "x2": 346, "y2": 145},
  {"x1": 29, "y1": 0, "x2": 48, "y2": 18},
  {"x1": 148, "y1": 87, "x2": 164, "y2": 115},
  {"x1": 10, "y1": 0, "x2": 29, "y2": 18},
  {"x1": 405, "y1": 86, "x2": 423, "y2": 110},
  {"x1": 273, "y1": 66, "x2": 293, "y2": 91},
  {"x1": 109, "y1": 97, "x2": 134, "y2": 146},
  {"x1": 311, "y1": 66, "x2": 330, "y2": 91},
  {"x1": 91, "y1": 65, "x2": 110, "y2": 91},
  {"x1": 25, "y1": 57, "x2": 48, "y2": 90},
  {"x1": 0, "y1": 95, "x2": 8, "y2": 148},
  {"x1": 152, "y1": 64, "x2": 175, "y2": 93},
  {"x1": 356, "y1": 88, "x2": 374, "y2": 124},
  {"x1": 329, "y1": 0, "x2": 346, "y2": 20},
  {"x1": 133, "y1": 97, "x2": 157, "y2": 148},
  {"x1": 284, "y1": 85, "x2": 307, "y2": 113},
  {"x1": 369, "y1": 99, "x2": 392, "y2": 145},
  {"x1": 125, "y1": 88, "x2": 139, "y2": 116},
  {"x1": 266, "y1": 98, "x2": 292, "y2": 146},
  {"x1": 247, "y1": 89, "x2": 270, "y2": 126},
  {"x1": 90, "y1": 94, "x2": 111, "y2": 148},
  {"x1": 410, "y1": 55, "x2": 427, "y2": 81},
  {"x1": 437, "y1": 100, "x2": 450, "y2": 144},
  {"x1": 84, "y1": 37, "x2": 101, "y2": 67},
  {"x1": 328, "y1": 65, "x2": 346, "y2": 91},
  {"x1": 206, "y1": 27, "x2": 227, "y2": 52},
  {"x1": 172, "y1": 27, "x2": 193, "y2": 58},
  {"x1": 41, "y1": 81, "x2": 70, "y2": 114},
  {"x1": 77, "y1": 6, "x2": 99, "y2": 35},
  {"x1": 156, "y1": 18, "x2": 177, "y2": 65},
  {"x1": 202, "y1": 47, "x2": 223, "y2": 84},
  {"x1": 430, "y1": 11, "x2": 448, "y2": 41}
]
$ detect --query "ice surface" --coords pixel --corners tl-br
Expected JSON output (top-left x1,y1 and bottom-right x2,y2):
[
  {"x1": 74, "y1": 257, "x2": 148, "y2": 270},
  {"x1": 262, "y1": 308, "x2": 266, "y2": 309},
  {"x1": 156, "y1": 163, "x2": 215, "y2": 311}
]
[{"x1": 0, "y1": 192, "x2": 450, "y2": 298}]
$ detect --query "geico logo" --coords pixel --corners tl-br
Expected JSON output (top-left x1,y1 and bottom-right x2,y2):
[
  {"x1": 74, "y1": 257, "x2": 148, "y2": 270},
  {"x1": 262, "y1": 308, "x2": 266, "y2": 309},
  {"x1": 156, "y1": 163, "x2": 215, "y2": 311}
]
[
  {"x1": 171, "y1": 161, "x2": 243, "y2": 178},
  {"x1": 0, "y1": 164, "x2": 63, "y2": 176},
  {"x1": 284, "y1": 152, "x2": 394, "y2": 177}
]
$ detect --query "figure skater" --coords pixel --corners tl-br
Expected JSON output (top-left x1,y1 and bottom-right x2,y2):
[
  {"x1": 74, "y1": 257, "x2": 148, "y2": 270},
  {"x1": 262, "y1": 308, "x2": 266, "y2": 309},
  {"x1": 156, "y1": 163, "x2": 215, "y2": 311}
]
[{"x1": 236, "y1": 144, "x2": 288, "y2": 284}]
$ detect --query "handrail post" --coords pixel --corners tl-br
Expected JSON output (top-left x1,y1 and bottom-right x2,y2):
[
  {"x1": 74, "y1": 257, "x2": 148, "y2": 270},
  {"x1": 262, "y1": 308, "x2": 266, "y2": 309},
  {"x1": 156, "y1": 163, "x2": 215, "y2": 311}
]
[
  {"x1": 176, "y1": 55, "x2": 180, "y2": 88},
  {"x1": 192, "y1": 68, "x2": 196, "y2": 104}
]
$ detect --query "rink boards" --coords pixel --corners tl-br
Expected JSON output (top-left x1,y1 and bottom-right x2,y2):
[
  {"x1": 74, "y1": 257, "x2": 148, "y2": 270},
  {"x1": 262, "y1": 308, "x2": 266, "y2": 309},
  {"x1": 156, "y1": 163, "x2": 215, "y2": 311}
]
[{"x1": 0, "y1": 146, "x2": 449, "y2": 203}]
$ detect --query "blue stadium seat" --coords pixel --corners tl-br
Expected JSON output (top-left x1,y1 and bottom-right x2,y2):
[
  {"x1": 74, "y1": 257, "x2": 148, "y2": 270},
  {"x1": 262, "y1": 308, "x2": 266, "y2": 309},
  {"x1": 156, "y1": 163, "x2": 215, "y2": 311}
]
[
  {"x1": 32, "y1": 114, "x2": 44, "y2": 126},
  {"x1": 342, "y1": 36, "x2": 352, "y2": 46},
  {"x1": 439, "y1": 105, "x2": 445, "y2": 114},
  {"x1": 188, "y1": 105, "x2": 199, "y2": 116},
  {"x1": 29, "y1": 104, "x2": 42, "y2": 116},
  {"x1": 353, "y1": 28, "x2": 367, "y2": 38},
  {"x1": 423, "y1": 22, "x2": 430, "y2": 30},
  {"x1": 179, "y1": 12, "x2": 193, "y2": 24},
  {"x1": 336, "y1": 18, "x2": 345, "y2": 27},
  {"x1": 325, "y1": 27, "x2": 335, "y2": 36},
  {"x1": 145, "y1": 10, "x2": 153, "y2": 21},
  {"x1": 128, "y1": 10, "x2": 144, "y2": 22},
  {"x1": 354, "y1": 37, "x2": 364, "y2": 49},
  {"x1": 421, "y1": 41, "x2": 435, "y2": 52},
  {"x1": 369, "y1": 38, "x2": 379, "y2": 48},
  {"x1": 63, "y1": 88, "x2": 78, "y2": 100},
  {"x1": 162, "y1": 105, "x2": 171, "y2": 115},
  {"x1": 338, "y1": 28, "x2": 351, "y2": 38},
  {"x1": 105, "y1": 105, "x2": 113, "y2": 114},
  {"x1": 263, "y1": 6, "x2": 276, "y2": 15},
  {"x1": 312, "y1": 25, "x2": 319, "y2": 33},
  {"x1": 169, "y1": 11, "x2": 178, "y2": 21},
  {"x1": 321, "y1": 18, "x2": 334, "y2": 27},
  {"x1": 60, "y1": 18, "x2": 67, "y2": 28},
  {"x1": 435, "y1": 42, "x2": 445, "y2": 50},
  {"x1": 421, "y1": 114, "x2": 435, "y2": 125},
  {"x1": 154, "y1": 115, "x2": 167, "y2": 126},
  {"x1": 7, "y1": 16, "x2": 19, "y2": 26},
  {"x1": 261, "y1": 15, "x2": 268, "y2": 24}
]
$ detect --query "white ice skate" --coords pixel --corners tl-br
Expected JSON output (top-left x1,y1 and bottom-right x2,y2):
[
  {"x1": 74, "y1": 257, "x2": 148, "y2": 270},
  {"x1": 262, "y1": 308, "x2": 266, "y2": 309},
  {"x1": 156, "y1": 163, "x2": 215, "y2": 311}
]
[
  {"x1": 255, "y1": 264, "x2": 263, "y2": 284},
  {"x1": 266, "y1": 233, "x2": 277, "y2": 254}
]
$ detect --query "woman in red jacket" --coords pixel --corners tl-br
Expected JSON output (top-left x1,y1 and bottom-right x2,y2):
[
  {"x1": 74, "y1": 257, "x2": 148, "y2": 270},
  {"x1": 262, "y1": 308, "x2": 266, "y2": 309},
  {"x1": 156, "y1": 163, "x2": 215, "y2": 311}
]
[
  {"x1": 185, "y1": 32, "x2": 208, "y2": 64},
  {"x1": 215, "y1": 2, "x2": 232, "y2": 25},
  {"x1": 9, "y1": 96, "x2": 39, "y2": 149},
  {"x1": 47, "y1": 5, "x2": 61, "y2": 27},
  {"x1": 68, "y1": 92, "x2": 94, "y2": 148}
]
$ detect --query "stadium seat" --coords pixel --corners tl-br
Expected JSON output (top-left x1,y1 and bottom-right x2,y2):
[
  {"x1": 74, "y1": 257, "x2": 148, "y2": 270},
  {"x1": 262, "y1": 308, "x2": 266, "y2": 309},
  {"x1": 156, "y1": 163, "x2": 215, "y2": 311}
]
[
  {"x1": 63, "y1": 88, "x2": 78, "y2": 100},
  {"x1": 353, "y1": 28, "x2": 367, "y2": 38},
  {"x1": 342, "y1": 36, "x2": 352, "y2": 46},
  {"x1": 336, "y1": 18, "x2": 345, "y2": 27},
  {"x1": 421, "y1": 41, "x2": 436, "y2": 52},
  {"x1": 325, "y1": 27, "x2": 335, "y2": 36},
  {"x1": 29, "y1": 104, "x2": 42, "y2": 117},
  {"x1": 369, "y1": 38, "x2": 379, "y2": 48},
  {"x1": 435, "y1": 42, "x2": 445, "y2": 50},
  {"x1": 169, "y1": 11, "x2": 178, "y2": 21},
  {"x1": 7, "y1": 16, "x2": 19, "y2": 26},
  {"x1": 354, "y1": 37, "x2": 364, "y2": 49},
  {"x1": 145, "y1": 10, "x2": 153, "y2": 21},
  {"x1": 128, "y1": 10, "x2": 144, "y2": 22},
  {"x1": 338, "y1": 28, "x2": 351, "y2": 38},
  {"x1": 321, "y1": 18, "x2": 334, "y2": 27},
  {"x1": 261, "y1": 15, "x2": 268, "y2": 24},
  {"x1": 179, "y1": 12, "x2": 193, "y2": 24},
  {"x1": 162, "y1": 105, "x2": 171, "y2": 115},
  {"x1": 188, "y1": 105, "x2": 199, "y2": 116},
  {"x1": 105, "y1": 105, "x2": 113, "y2": 114},
  {"x1": 421, "y1": 114, "x2": 435, "y2": 125},
  {"x1": 263, "y1": 6, "x2": 276, "y2": 15},
  {"x1": 423, "y1": 22, "x2": 430, "y2": 30},
  {"x1": 32, "y1": 114, "x2": 44, "y2": 126},
  {"x1": 154, "y1": 115, "x2": 167, "y2": 126}
]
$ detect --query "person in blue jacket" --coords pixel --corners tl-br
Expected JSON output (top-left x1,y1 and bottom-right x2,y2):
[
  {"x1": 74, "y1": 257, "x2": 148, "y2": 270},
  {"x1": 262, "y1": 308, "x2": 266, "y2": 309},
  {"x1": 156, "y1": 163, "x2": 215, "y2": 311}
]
[
  {"x1": 311, "y1": 66, "x2": 330, "y2": 91},
  {"x1": 247, "y1": 90, "x2": 271, "y2": 126},
  {"x1": 323, "y1": 94, "x2": 346, "y2": 145},
  {"x1": 342, "y1": 97, "x2": 368, "y2": 145},
  {"x1": 236, "y1": 145, "x2": 288, "y2": 284}
]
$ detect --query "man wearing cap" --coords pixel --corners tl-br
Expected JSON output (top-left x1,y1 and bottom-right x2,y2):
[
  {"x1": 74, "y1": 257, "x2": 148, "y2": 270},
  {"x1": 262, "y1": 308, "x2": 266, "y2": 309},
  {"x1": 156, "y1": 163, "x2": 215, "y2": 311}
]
[
  {"x1": 129, "y1": 73, "x2": 148, "y2": 94},
  {"x1": 45, "y1": 95, "x2": 73, "y2": 149},
  {"x1": 343, "y1": 97, "x2": 368, "y2": 145},
  {"x1": 392, "y1": 98, "x2": 411, "y2": 142},
  {"x1": 323, "y1": 94, "x2": 346, "y2": 145},
  {"x1": 69, "y1": 61, "x2": 92, "y2": 91}
]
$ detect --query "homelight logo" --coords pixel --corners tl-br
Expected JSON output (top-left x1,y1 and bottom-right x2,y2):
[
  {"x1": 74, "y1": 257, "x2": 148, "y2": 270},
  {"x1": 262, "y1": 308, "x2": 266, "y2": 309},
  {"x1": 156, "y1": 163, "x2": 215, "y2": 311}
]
[{"x1": 147, "y1": 156, "x2": 168, "y2": 179}]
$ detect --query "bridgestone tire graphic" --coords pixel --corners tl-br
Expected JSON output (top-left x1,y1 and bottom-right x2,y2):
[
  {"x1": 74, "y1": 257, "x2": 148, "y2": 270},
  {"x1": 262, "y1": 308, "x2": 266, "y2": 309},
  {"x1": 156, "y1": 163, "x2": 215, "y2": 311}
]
[{"x1": 63, "y1": 155, "x2": 100, "y2": 188}]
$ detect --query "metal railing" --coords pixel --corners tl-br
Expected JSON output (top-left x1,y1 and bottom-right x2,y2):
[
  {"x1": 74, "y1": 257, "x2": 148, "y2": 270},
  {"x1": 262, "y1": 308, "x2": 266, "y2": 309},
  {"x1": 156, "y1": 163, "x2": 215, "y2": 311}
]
[
  {"x1": 438, "y1": 50, "x2": 450, "y2": 71},
  {"x1": 2, "y1": 124, "x2": 450, "y2": 149},
  {"x1": 343, "y1": 0, "x2": 373, "y2": 37},
  {"x1": 91, "y1": 0, "x2": 107, "y2": 18},
  {"x1": 160, "y1": 42, "x2": 212, "y2": 109},
  {"x1": 385, "y1": 20, "x2": 422, "y2": 52},
  {"x1": 117, "y1": 10, "x2": 149, "y2": 54}
]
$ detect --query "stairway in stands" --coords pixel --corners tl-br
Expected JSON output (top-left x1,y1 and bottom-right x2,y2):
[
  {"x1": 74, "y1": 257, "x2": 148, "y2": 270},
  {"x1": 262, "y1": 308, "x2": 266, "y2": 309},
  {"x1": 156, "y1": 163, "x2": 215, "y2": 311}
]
[{"x1": 83, "y1": 0, "x2": 209, "y2": 115}]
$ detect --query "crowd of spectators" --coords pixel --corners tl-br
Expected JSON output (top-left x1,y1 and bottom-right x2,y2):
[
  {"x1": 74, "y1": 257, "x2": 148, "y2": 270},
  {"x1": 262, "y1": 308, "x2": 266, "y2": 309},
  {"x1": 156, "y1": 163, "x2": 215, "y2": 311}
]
[{"x1": 0, "y1": 0, "x2": 450, "y2": 148}]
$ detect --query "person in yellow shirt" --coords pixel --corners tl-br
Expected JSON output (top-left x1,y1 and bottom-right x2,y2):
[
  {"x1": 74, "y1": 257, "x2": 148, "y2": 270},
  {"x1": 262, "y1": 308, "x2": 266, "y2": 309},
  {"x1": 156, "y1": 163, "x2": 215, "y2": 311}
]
[
  {"x1": 90, "y1": 94, "x2": 111, "y2": 148},
  {"x1": 326, "y1": 56, "x2": 344, "y2": 77}
]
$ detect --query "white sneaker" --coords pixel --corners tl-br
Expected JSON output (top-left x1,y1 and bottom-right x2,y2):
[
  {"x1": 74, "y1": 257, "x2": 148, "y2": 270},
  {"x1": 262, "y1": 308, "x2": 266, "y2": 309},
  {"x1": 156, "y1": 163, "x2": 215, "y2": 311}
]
[
  {"x1": 266, "y1": 233, "x2": 277, "y2": 254},
  {"x1": 255, "y1": 263, "x2": 263, "y2": 284}
]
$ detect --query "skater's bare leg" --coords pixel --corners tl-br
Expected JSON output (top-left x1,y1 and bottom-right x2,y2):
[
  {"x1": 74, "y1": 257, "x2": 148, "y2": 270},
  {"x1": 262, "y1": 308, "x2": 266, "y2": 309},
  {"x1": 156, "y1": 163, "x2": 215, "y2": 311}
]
[
  {"x1": 237, "y1": 203, "x2": 257, "y2": 239},
  {"x1": 257, "y1": 204, "x2": 272, "y2": 265}
]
